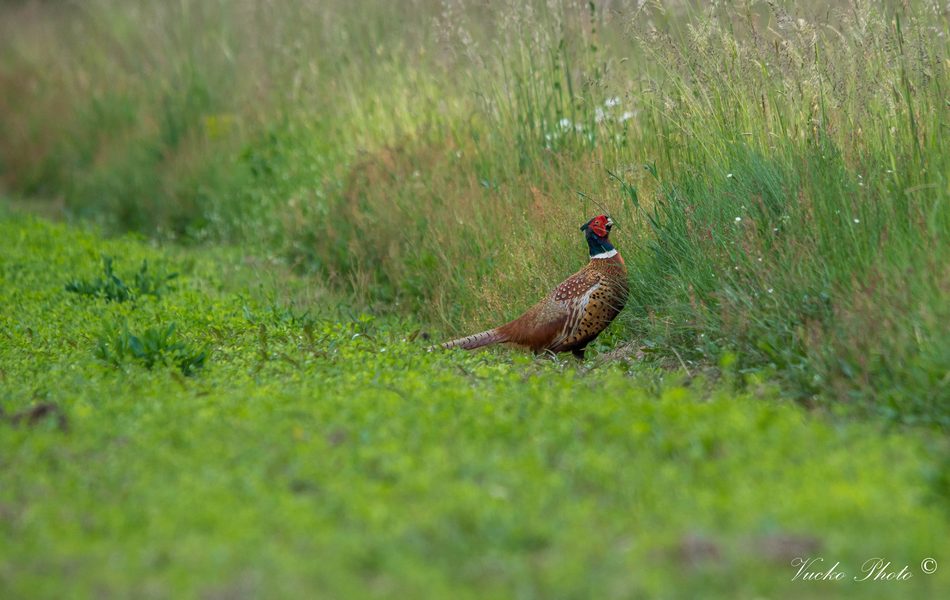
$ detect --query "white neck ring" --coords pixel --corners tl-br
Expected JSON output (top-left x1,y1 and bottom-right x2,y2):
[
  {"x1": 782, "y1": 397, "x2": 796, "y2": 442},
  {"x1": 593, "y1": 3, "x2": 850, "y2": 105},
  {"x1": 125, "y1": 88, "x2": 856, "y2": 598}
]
[{"x1": 590, "y1": 249, "x2": 618, "y2": 259}]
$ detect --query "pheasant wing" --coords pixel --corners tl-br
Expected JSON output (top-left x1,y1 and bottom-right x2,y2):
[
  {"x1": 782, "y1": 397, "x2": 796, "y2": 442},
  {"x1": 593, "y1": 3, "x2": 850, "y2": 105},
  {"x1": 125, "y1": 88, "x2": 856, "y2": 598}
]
[
  {"x1": 496, "y1": 268, "x2": 601, "y2": 351},
  {"x1": 548, "y1": 270, "x2": 604, "y2": 351}
]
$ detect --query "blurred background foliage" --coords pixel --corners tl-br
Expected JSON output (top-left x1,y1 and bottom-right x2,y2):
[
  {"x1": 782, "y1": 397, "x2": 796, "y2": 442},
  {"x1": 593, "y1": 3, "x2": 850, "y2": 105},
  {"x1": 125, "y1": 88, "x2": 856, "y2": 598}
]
[{"x1": 0, "y1": 0, "x2": 947, "y2": 423}]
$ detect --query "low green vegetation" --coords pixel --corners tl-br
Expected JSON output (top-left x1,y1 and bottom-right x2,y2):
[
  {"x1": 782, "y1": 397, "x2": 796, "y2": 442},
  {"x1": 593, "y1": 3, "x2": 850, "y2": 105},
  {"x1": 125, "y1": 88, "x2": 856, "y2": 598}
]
[
  {"x1": 66, "y1": 256, "x2": 177, "y2": 303},
  {"x1": 1, "y1": 206, "x2": 949, "y2": 598},
  {"x1": 95, "y1": 321, "x2": 208, "y2": 376}
]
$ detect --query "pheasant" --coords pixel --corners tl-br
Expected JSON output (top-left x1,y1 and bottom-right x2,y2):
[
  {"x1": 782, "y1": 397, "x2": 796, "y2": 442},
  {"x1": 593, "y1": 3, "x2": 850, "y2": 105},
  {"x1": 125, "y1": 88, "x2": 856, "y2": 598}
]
[{"x1": 437, "y1": 215, "x2": 629, "y2": 359}]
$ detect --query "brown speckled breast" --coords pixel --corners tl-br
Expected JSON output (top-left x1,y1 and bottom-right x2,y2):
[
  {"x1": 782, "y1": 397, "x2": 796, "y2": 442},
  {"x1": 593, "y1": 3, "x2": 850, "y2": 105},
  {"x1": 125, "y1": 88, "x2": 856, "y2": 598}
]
[{"x1": 550, "y1": 257, "x2": 628, "y2": 353}]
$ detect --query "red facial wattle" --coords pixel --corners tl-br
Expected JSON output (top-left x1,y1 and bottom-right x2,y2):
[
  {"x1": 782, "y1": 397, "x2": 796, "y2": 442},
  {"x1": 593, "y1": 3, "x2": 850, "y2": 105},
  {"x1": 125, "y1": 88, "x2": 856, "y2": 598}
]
[{"x1": 589, "y1": 216, "x2": 609, "y2": 238}]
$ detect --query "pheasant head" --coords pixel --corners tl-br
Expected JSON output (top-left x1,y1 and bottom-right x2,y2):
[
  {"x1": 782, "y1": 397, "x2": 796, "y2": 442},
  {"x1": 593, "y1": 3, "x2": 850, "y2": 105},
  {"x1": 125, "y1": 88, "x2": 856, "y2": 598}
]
[{"x1": 580, "y1": 214, "x2": 616, "y2": 258}]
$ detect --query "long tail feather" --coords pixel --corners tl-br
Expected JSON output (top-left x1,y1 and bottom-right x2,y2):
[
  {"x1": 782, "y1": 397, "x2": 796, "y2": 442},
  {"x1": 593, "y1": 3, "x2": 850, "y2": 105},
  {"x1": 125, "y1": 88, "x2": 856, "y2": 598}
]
[{"x1": 432, "y1": 328, "x2": 508, "y2": 351}]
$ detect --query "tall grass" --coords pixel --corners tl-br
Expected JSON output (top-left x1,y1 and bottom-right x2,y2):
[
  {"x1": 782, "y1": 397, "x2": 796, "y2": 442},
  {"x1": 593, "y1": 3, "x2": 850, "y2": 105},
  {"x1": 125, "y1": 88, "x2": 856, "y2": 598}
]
[{"x1": 1, "y1": 0, "x2": 947, "y2": 423}]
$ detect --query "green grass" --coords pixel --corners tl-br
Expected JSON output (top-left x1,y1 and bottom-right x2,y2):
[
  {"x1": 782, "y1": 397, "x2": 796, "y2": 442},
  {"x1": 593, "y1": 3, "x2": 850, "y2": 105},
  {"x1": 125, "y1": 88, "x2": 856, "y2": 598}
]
[{"x1": 2, "y1": 208, "x2": 949, "y2": 598}]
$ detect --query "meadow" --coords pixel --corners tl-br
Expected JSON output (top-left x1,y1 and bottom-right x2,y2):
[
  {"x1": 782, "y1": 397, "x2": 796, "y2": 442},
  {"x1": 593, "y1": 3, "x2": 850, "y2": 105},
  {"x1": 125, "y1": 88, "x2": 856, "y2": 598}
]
[
  {"x1": 1, "y1": 0, "x2": 949, "y2": 597},
  {"x1": 2, "y1": 209, "x2": 949, "y2": 598}
]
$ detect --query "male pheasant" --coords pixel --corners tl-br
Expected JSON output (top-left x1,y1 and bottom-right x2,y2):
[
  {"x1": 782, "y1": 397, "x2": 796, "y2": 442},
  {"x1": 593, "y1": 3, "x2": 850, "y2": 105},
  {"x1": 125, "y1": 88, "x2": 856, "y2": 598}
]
[{"x1": 437, "y1": 215, "x2": 629, "y2": 359}]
